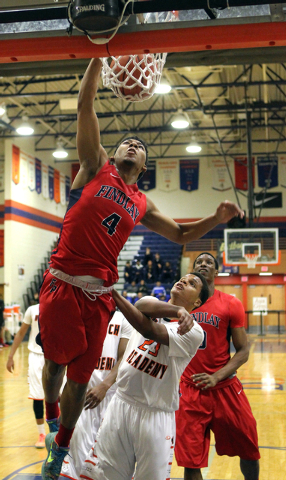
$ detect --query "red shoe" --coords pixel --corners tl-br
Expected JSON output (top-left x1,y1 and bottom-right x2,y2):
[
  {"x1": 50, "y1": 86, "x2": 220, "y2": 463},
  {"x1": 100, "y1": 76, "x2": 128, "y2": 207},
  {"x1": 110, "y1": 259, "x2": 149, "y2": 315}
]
[{"x1": 35, "y1": 433, "x2": 46, "y2": 449}]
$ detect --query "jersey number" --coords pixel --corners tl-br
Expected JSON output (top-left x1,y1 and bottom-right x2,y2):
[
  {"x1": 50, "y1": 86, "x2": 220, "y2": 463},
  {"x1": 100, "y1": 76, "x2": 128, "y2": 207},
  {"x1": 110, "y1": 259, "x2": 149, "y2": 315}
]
[
  {"x1": 138, "y1": 339, "x2": 161, "y2": 357},
  {"x1": 199, "y1": 331, "x2": 207, "y2": 350},
  {"x1": 102, "y1": 213, "x2": 122, "y2": 236}
]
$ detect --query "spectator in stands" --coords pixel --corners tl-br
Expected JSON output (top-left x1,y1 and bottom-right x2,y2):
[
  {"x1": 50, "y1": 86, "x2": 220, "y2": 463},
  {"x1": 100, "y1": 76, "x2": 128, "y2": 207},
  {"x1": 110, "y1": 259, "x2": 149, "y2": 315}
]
[
  {"x1": 153, "y1": 252, "x2": 163, "y2": 279},
  {"x1": 158, "y1": 294, "x2": 168, "y2": 302},
  {"x1": 133, "y1": 259, "x2": 144, "y2": 283},
  {"x1": 133, "y1": 291, "x2": 145, "y2": 303},
  {"x1": 143, "y1": 246, "x2": 153, "y2": 266},
  {"x1": 137, "y1": 279, "x2": 149, "y2": 297},
  {"x1": 145, "y1": 259, "x2": 156, "y2": 284},
  {"x1": 123, "y1": 260, "x2": 134, "y2": 285},
  {"x1": 126, "y1": 281, "x2": 139, "y2": 301},
  {"x1": 151, "y1": 281, "x2": 167, "y2": 298},
  {"x1": 122, "y1": 290, "x2": 133, "y2": 304},
  {"x1": 161, "y1": 261, "x2": 173, "y2": 283}
]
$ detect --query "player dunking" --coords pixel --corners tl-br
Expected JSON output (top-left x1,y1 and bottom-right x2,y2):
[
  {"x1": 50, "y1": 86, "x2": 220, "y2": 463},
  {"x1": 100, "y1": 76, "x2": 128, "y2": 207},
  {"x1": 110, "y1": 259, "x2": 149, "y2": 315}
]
[
  {"x1": 85, "y1": 273, "x2": 208, "y2": 480},
  {"x1": 175, "y1": 253, "x2": 260, "y2": 480},
  {"x1": 39, "y1": 58, "x2": 244, "y2": 480}
]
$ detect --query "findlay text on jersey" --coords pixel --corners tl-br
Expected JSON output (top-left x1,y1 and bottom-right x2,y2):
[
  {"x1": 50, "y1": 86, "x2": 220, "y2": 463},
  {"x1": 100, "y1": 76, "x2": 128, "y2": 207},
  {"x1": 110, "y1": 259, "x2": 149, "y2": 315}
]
[{"x1": 95, "y1": 185, "x2": 140, "y2": 223}]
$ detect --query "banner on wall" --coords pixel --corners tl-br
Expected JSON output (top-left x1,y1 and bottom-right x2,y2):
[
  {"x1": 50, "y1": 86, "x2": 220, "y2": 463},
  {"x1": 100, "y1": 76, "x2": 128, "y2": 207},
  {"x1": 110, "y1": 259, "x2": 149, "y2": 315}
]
[
  {"x1": 54, "y1": 169, "x2": 60, "y2": 204},
  {"x1": 280, "y1": 156, "x2": 286, "y2": 188},
  {"x1": 257, "y1": 156, "x2": 278, "y2": 188},
  {"x1": 48, "y1": 166, "x2": 54, "y2": 200},
  {"x1": 65, "y1": 176, "x2": 70, "y2": 203},
  {"x1": 60, "y1": 174, "x2": 66, "y2": 205},
  {"x1": 35, "y1": 158, "x2": 42, "y2": 194},
  {"x1": 212, "y1": 159, "x2": 231, "y2": 191},
  {"x1": 157, "y1": 160, "x2": 178, "y2": 192},
  {"x1": 137, "y1": 160, "x2": 156, "y2": 191},
  {"x1": 28, "y1": 156, "x2": 35, "y2": 191},
  {"x1": 234, "y1": 157, "x2": 255, "y2": 190},
  {"x1": 0, "y1": 230, "x2": 4, "y2": 267},
  {"x1": 12, "y1": 145, "x2": 20, "y2": 184},
  {"x1": 42, "y1": 163, "x2": 49, "y2": 199},
  {"x1": 20, "y1": 151, "x2": 28, "y2": 188},
  {"x1": 0, "y1": 162, "x2": 4, "y2": 193},
  {"x1": 179, "y1": 159, "x2": 199, "y2": 192}
]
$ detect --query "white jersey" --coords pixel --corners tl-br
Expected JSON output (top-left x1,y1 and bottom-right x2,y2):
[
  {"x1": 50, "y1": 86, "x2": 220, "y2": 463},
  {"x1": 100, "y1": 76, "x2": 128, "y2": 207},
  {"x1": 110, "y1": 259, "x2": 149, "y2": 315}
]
[
  {"x1": 88, "y1": 311, "x2": 133, "y2": 393},
  {"x1": 23, "y1": 304, "x2": 42, "y2": 355},
  {"x1": 116, "y1": 317, "x2": 204, "y2": 412},
  {"x1": 61, "y1": 311, "x2": 133, "y2": 480}
]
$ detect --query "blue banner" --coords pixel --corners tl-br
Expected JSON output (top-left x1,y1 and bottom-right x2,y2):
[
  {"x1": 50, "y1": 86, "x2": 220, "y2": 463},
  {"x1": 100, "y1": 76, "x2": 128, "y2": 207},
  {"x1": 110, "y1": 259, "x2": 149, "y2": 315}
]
[
  {"x1": 35, "y1": 158, "x2": 42, "y2": 194},
  {"x1": 138, "y1": 160, "x2": 156, "y2": 191},
  {"x1": 48, "y1": 166, "x2": 54, "y2": 200},
  {"x1": 180, "y1": 159, "x2": 199, "y2": 191},
  {"x1": 257, "y1": 156, "x2": 278, "y2": 188},
  {"x1": 65, "y1": 176, "x2": 70, "y2": 203}
]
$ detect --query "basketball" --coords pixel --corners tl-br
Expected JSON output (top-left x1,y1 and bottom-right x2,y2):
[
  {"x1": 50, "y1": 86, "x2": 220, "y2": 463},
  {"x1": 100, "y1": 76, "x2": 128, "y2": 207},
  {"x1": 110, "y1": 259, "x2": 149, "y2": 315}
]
[{"x1": 110, "y1": 55, "x2": 155, "y2": 100}]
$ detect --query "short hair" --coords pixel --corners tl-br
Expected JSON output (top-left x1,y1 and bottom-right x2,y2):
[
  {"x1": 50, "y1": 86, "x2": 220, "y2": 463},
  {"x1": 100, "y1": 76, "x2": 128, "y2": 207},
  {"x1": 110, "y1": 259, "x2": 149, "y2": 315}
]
[
  {"x1": 190, "y1": 272, "x2": 209, "y2": 307},
  {"x1": 193, "y1": 252, "x2": 218, "y2": 270},
  {"x1": 114, "y1": 135, "x2": 149, "y2": 181}
]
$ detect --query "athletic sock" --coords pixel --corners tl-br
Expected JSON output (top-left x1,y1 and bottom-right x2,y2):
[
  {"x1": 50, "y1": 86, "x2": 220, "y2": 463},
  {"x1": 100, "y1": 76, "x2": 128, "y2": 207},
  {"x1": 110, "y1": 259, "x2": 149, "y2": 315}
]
[
  {"x1": 45, "y1": 400, "x2": 60, "y2": 421},
  {"x1": 55, "y1": 424, "x2": 74, "y2": 448},
  {"x1": 37, "y1": 423, "x2": 46, "y2": 435}
]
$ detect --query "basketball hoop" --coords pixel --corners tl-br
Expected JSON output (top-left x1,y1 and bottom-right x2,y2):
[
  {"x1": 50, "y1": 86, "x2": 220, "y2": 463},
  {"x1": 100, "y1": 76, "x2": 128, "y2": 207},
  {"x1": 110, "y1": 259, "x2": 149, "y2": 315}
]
[
  {"x1": 101, "y1": 53, "x2": 167, "y2": 102},
  {"x1": 244, "y1": 253, "x2": 259, "y2": 269}
]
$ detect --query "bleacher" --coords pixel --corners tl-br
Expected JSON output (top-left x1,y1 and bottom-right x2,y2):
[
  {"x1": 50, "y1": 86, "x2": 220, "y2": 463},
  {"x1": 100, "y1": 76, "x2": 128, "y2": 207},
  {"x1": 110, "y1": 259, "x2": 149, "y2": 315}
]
[{"x1": 116, "y1": 226, "x2": 182, "y2": 294}]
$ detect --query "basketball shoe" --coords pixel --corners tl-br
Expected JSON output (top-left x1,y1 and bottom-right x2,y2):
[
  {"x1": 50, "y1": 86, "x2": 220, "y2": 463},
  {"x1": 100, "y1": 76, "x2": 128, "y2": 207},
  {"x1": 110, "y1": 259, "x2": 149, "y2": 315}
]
[
  {"x1": 47, "y1": 417, "x2": 60, "y2": 433},
  {"x1": 35, "y1": 433, "x2": 46, "y2": 449},
  {"x1": 42, "y1": 432, "x2": 69, "y2": 480}
]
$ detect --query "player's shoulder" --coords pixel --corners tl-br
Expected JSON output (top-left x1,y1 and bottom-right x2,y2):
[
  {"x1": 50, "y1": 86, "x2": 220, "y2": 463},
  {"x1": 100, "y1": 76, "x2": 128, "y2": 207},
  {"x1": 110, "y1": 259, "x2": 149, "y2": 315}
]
[
  {"x1": 214, "y1": 289, "x2": 243, "y2": 307},
  {"x1": 27, "y1": 303, "x2": 39, "y2": 314}
]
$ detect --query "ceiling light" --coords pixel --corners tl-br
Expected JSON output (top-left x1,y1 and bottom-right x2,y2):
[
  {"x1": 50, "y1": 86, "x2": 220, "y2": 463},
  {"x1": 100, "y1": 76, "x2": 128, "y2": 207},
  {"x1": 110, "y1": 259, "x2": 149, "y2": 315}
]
[
  {"x1": 186, "y1": 137, "x2": 202, "y2": 153},
  {"x1": 186, "y1": 143, "x2": 202, "y2": 153},
  {"x1": 53, "y1": 140, "x2": 68, "y2": 159},
  {"x1": 171, "y1": 114, "x2": 189, "y2": 129},
  {"x1": 155, "y1": 82, "x2": 172, "y2": 94},
  {"x1": 218, "y1": 272, "x2": 230, "y2": 276},
  {"x1": 0, "y1": 104, "x2": 6, "y2": 116},
  {"x1": 259, "y1": 272, "x2": 272, "y2": 276},
  {"x1": 16, "y1": 115, "x2": 34, "y2": 135}
]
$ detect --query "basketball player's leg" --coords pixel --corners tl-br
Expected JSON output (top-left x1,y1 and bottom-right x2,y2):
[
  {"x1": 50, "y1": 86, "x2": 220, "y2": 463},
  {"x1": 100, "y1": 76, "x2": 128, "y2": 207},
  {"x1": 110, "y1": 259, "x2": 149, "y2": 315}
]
[
  {"x1": 240, "y1": 459, "x2": 260, "y2": 480},
  {"x1": 28, "y1": 351, "x2": 46, "y2": 448},
  {"x1": 184, "y1": 468, "x2": 203, "y2": 480},
  {"x1": 212, "y1": 380, "x2": 260, "y2": 480}
]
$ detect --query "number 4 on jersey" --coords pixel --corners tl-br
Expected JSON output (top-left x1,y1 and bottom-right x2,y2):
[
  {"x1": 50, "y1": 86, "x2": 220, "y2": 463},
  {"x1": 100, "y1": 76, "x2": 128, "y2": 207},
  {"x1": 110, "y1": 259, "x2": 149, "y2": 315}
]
[{"x1": 102, "y1": 213, "x2": 122, "y2": 236}]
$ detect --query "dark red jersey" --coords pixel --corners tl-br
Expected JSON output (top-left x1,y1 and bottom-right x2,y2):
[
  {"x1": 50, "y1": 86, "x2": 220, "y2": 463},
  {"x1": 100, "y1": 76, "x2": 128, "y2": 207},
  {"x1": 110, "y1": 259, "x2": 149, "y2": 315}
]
[
  {"x1": 182, "y1": 289, "x2": 245, "y2": 381},
  {"x1": 50, "y1": 161, "x2": 147, "y2": 286}
]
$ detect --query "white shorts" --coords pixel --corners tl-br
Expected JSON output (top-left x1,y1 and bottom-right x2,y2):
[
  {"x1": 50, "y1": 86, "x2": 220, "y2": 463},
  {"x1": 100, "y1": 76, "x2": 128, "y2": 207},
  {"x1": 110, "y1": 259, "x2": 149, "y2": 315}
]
[
  {"x1": 84, "y1": 392, "x2": 175, "y2": 480},
  {"x1": 61, "y1": 390, "x2": 115, "y2": 480},
  {"x1": 27, "y1": 351, "x2": 45, "y2": 400},
  {"x1": 27, "y1": 351, "x2": 67, "y2": 401}
]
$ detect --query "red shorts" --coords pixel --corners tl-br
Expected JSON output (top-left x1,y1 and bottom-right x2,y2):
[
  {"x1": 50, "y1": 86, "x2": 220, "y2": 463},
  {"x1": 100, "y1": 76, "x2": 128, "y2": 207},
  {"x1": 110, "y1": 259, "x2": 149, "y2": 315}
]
[
  {"x1": 175, "y1": 377, "x2": 260, "y2": 468},
  {"x1": 38, "y1": 271, "x2": 115, "y2": 384}
]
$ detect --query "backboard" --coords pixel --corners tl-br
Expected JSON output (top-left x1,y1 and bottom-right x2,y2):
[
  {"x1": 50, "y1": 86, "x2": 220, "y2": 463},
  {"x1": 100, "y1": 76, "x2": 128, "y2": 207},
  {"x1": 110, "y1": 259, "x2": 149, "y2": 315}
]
[{"x1": 223, "y1": 228, "x2": 280, "y2": 267}]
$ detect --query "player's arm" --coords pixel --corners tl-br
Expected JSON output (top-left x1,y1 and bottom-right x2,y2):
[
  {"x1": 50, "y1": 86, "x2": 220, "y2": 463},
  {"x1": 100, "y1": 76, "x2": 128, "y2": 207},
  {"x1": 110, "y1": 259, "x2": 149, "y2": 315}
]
[
  {"x1": 141, "y1": 197, "x2": 244, "y2": 244},
  {"x1": 84, "y1": 337, "x2": 129, "y2": 410},
  {"x1": 6, "y1": 322, "x2": 30, "y2": 373},
  {"x1": 74, "y1": 58, "x2": 109, "y2": 190},
  {"x1": 192, "y1": 327, "x2": 249, "y2": 390},
  {"x1": 113, "y1": 290, "x2": 193, "y2": 345}
]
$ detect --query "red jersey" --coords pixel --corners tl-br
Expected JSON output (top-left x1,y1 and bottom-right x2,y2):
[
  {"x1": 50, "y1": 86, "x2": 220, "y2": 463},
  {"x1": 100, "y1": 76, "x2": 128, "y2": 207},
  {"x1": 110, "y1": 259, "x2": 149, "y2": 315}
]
[
  {"x1": 181, "y1": 289, "x2": 245, "y2": 382},
  {"x1": 50, "y1": 161, "x2": 147, "y2": 286}
]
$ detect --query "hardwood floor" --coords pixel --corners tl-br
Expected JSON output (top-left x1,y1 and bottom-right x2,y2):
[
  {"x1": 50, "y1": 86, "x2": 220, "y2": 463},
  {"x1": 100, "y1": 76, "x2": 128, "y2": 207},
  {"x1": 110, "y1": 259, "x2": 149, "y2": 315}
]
[{"x1": 1, "y1": 335, "x2": 286, "y2": 480}]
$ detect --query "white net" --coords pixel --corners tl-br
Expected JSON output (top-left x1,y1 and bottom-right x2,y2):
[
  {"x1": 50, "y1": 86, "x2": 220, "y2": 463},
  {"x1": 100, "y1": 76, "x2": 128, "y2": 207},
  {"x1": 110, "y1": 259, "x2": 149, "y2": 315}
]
[
  {"x1": 101, "y1": 53, "x2": 167, "y2": 102},
  {"x1": 244, "y1": 254, "x2": 259, "y2": 269}
]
